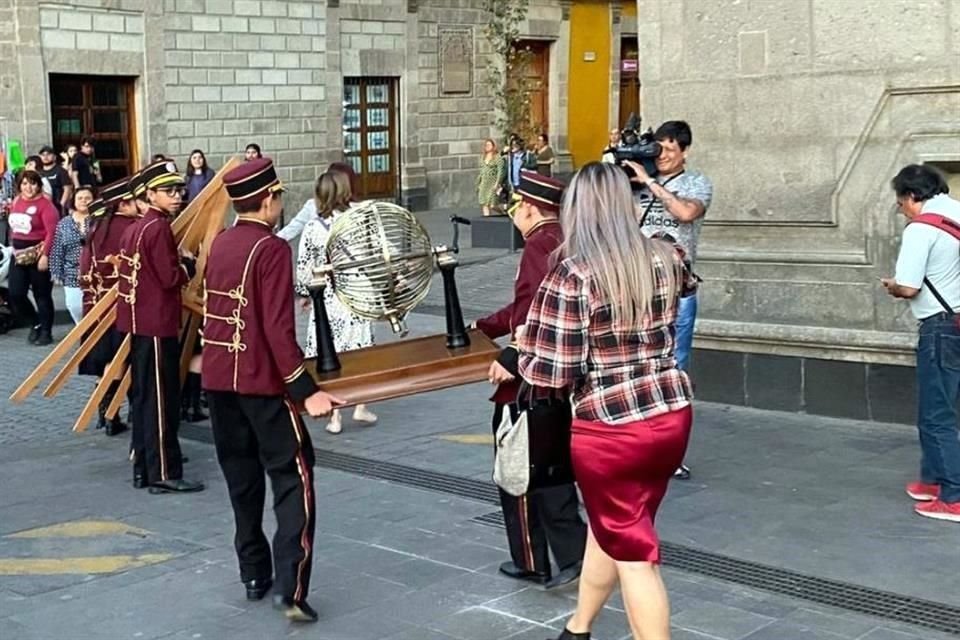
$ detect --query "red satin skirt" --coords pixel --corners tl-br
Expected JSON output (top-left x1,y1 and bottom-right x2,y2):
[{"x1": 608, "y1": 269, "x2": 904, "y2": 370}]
[{"x1": 571, "y1": 405, "x2": 692, "y2": 563}]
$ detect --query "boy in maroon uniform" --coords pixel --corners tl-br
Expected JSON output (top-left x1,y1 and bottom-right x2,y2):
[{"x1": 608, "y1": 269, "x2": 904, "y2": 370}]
[
  {"x1": 78, "y1": 176, "x2": 140, "y2": 435},
  {"x1": 116, "y1": 160, "x2": 203, "y2": 494},
  {"x1": 202, "y1": 158, "x2": 342, "y2": 622},
  {"x1": 476, "y1": 170, "x2": 587, "y2": 589}
]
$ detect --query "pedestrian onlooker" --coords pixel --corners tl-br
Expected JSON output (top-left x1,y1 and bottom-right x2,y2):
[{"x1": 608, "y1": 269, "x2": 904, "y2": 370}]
[
  {"x1": 295, "y1": 170, "x2": 378, "y2": 434},
  {"x1": 50, "y1": 186, "x2": 94, "y2": 324},
  {"x1": 24, "y1": 156, "x2": 54, "y2": 200},
  {"x1": 244, "y1": 143, "x2": 262, "y2": 162},
  {"x1": 601, "y1": 128, "x2": 621, "y2": 163},
  {"x1": 7, "y1": 170, "x2": 60, "y2": 345},
  {"x1": 535, "y1": 133, "x2": 555, "y2": 177},
  {"x1": 39, "y1": 145, "x2": 73, "y2": 216},
  {"x1": 507, "y1": 138, "x2": 528, "y2": 192},
  {"x1": 184, "y1": 149, "x2": 216, "y2": 203},
  {"x1": 72, "y1": 136, "x2": 98, "y2": 188},
  {"x1": 278, "y1": 162, "x2": 360, "y2": 242},
  {"x1": 882, "y1": 164, "x2": 960, "y2": 523},
  {"x1": 477, "y1": 139, "x2": 505, "y2": 217},
  {"x1": 627, "y1": 119, "x2": 713, "y2": 480},
  {"x1": 516, "y1": 162, "x2": 694, "y2": 640}
]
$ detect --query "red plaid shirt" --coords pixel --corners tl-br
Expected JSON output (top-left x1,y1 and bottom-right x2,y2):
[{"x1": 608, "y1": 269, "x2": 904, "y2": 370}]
[{"x1": 517, "y1": 249, "x2": 693, "y2": 424}]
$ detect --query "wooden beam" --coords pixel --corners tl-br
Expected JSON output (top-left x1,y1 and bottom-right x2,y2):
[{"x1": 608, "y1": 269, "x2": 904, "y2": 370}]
[
  {"x1": 73, "y1": 335, "x2": 130, "y2": 433},
  {"x1": 43, "y1": 307, "x2": 118, "y2": 398},
  {"x1": 104, "y1": 369, "x2": 131, "y2": 421},
  {"x1": 9, "y1": 288, "x2": 118, "y2": 404}
]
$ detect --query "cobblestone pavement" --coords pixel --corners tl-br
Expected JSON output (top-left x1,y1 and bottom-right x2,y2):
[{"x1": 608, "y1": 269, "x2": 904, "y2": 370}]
[{"x1": 1, "y1": 222, "x2": 958, "y2": 639}]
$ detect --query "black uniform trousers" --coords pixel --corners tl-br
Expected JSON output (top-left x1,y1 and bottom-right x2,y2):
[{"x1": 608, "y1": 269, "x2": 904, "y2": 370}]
[
  {"x1": 492, "y1": 402, "x2": 587, "y2": 576},
  {"x1": 130, "y1": 335, "x2": 184, "y2": 483},
  {"x1": 207, "y1": 392, "x2": 316, "y2": 602}
]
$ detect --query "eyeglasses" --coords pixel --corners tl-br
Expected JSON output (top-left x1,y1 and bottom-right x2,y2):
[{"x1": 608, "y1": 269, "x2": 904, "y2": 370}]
[{"x1": 156, "y1": 186, "x2": 186, "y2": 197}]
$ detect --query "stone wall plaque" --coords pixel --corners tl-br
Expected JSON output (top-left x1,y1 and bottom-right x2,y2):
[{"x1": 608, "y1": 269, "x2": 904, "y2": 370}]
[{"x1": 439, "y1": 27, "x2": 473, "y2": 96}]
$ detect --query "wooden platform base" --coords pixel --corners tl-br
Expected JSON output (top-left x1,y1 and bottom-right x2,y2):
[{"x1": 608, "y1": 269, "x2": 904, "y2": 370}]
[{"x1": 305, "y1": 329, "x2": 499, "y2": 406}]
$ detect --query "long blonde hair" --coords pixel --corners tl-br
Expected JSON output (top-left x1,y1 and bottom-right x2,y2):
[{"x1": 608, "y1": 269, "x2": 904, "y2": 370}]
[
  {"x1": 559, "y1": 162, "x2": 681, "y2": 329},
  {"x1": 314, "y1": 170, "x2": 352, "y2": 218}
]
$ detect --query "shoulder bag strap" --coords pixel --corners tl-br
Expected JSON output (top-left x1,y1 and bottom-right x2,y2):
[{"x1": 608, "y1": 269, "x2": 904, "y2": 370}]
[{"x1": 909, "y1": 214, "x2": 960, "y2": 314}]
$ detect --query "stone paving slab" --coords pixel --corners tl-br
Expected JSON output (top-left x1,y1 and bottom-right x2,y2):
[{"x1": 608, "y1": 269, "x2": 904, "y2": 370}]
[{"x1": 2, "y1": 249, "x2": 959, "y2": 639}]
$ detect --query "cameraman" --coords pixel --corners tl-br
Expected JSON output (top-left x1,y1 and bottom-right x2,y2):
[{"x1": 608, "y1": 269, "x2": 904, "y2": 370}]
[{"x1": 625, "y1": 120, "x2": 712, "y2": 480}]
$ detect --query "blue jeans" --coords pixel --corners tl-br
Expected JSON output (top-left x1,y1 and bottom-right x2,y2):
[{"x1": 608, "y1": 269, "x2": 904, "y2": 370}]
[
  {"x1": 916, "y1": 315, "x2": 960, "y2": 503},
  {"x1": 674, "y1": 293, "x2": 698, "y2": 372}
]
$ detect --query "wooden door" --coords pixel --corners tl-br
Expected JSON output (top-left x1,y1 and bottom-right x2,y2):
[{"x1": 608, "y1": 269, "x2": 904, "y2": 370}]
[
  {"x1": 514, "y1": 40, "x2": 550, "y2": 139},
  {"x1": 618, "y1": 37, "x2": 640, "y2": 128},
  {"x1": 49, "y1": 74, "x2": 137, "y2": 184},
  {"x1": 343, "y1": 77, "x2": 399, "y2": 199}
]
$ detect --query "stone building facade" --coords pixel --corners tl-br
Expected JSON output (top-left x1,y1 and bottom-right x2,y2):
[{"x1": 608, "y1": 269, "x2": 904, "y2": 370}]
[
  {"x1": 4, "y1": 0, "x2": 643, "y2": 210},
  {"x1": 639, "y1": 0, "x2": 960, "y2": 421}
]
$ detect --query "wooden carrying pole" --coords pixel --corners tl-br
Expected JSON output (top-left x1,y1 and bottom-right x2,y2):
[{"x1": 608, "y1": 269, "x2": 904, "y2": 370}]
[
  {"x1": 9, "y1": 287, "x2": 118, "y2": 403},
  {"x1": 104, "y1": 369, "x2": 131, "y2": 421},
  {"x1": 73, "y1": 335, "x2": 130, "y2": 433},
  {"x1": 43, "y1": 307, "x2": 118, "y2": 398}
]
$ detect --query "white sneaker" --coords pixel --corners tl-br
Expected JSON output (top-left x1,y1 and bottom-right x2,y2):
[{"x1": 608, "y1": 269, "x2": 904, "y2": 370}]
[
  {"x1": 352, "y1": 405, "x2": 378, "y2": 425},
  {"x1": 325, "y1": 409, "x2": 342, "y2": 434}
]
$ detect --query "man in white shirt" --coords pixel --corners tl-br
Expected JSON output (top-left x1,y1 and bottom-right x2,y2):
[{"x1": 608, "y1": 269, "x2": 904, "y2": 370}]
[{"x1": 882, "y1": 163, "x2": 960, "y2": 523}]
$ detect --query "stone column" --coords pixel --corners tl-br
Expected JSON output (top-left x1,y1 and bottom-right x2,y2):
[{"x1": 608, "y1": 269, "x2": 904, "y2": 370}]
[
  {"x1": 325, "y1": 0, "x2": 344, "y2": 167},
  {"x1": 10, "y1": 1, "x2": 46, "y2": 149},
  {"x1": 142, "y1": 1, "x2": 165, "y2": 166},
  {"x1": 553, "y1": 0, "x2": 573, "y2": 175},
  {"x1": 400, "y1": 0, "x2": 428, "y2": 209},
  {"x1": 608, "y1": 2, "x2": 622, "y2": 130}
]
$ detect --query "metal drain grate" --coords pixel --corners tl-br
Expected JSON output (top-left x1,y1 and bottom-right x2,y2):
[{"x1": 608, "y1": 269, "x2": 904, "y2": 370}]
[
  {"x1": 181, "y1": 424, "x2": 960, "y2": 636},
  {"x1": 471, "y1": 510, "x2": 960, "y2": 636},
  {"x1": 312, "y1": 449, "x2": 498, "y2": 504},
  {"x1": 180, "y1": 424, "x2": 500, "y2": 504}
]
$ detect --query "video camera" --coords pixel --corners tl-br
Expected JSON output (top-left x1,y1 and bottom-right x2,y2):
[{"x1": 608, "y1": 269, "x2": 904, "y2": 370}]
[{"x1": 613, "y1": 113, "x2": 661, "y2": 180}]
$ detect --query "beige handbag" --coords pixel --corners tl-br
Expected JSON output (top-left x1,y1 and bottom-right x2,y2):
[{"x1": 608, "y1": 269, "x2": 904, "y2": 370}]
[
  {"x1": 493, "y1": 408, "x2": 530, "y2": 497},
  {"x1": 14, "y1": 243, "x2": 43, "y2": 266}
]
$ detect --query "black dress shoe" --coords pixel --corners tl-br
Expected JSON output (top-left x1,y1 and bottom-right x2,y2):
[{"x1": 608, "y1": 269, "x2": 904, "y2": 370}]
[
  {"x1": 187, "y1": 409, "x2": 208, "y2": 423},
  {"x1": 181, "y1": 455, "x2": 190, "y2": 464},
  {"x1": 549, "y1": 629, "x2": 590, "y2": 640},
  {"x1": 244, "y1": 577, "x2": 273, "y2": 601},
  {"x1": 273, "y1": 595, "x2": 318, "y2": 623},
  {"x1": 27, "y1": 325, "x2": 40, "y2": 344},
  {"x1": 498, "y1": 560, "x2": 549, "y2": 584},
  {"x1": 133, "y1": 468, "x2": 147, "y2": 489},
  {"x1": 673, "y1": 464, "x2": 691, "y2": 480},
  {"x1": 543, "y1": 561, "x2": 581, "y2": 590},
  {"x1": 34, "y1": 330, "x2": 52, "y2": 346},
  {"x1": 105, "y1": 419, "x2": 128, "y2": 437},
  {"x1": 148, "y1": 479, "x2": 205, "y2": 494}
]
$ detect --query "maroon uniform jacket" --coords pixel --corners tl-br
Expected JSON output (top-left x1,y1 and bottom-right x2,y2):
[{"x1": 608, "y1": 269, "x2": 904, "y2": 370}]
[
  {"x1": 116, "y1": 207, "x2": 190, "y2": 337},
  {"x1": 79, "y1": 214, "x2": 139, "y2": 316},
  {"x1": 476, "y1": 220, "x2": 563, "y2": 405},
  {"x1": 201, "y1": 219, "x2": 316, "y2": 402}
]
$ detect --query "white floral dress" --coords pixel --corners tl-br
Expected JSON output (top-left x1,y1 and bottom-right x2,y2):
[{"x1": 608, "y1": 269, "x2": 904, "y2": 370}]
[{"x1": 295, "y1": 205, "x2": 375, "y2": 358}]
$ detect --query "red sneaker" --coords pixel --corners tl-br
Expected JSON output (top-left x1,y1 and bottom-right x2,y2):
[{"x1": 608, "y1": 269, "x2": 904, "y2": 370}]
[
  {"x1": 906, "y1": 482, "x2": 940, "y2": 501},
  {"x1": 915, "y1": 499, "x2": 960, "y2": 522}
]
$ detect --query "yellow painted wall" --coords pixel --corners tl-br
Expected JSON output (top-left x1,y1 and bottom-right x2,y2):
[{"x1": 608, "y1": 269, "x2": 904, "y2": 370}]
[
  {"x1": 567, "y1": 1, "x2": 612, "y2": 168},
  {"x1": 622, "y1": 0, "x2": 637, "y2": 18}
]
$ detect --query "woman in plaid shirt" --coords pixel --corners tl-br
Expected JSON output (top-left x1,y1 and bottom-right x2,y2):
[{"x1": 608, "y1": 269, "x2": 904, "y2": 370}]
[{"x1": 516, "y1": 162, "x2": 694, "y2": 640}]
